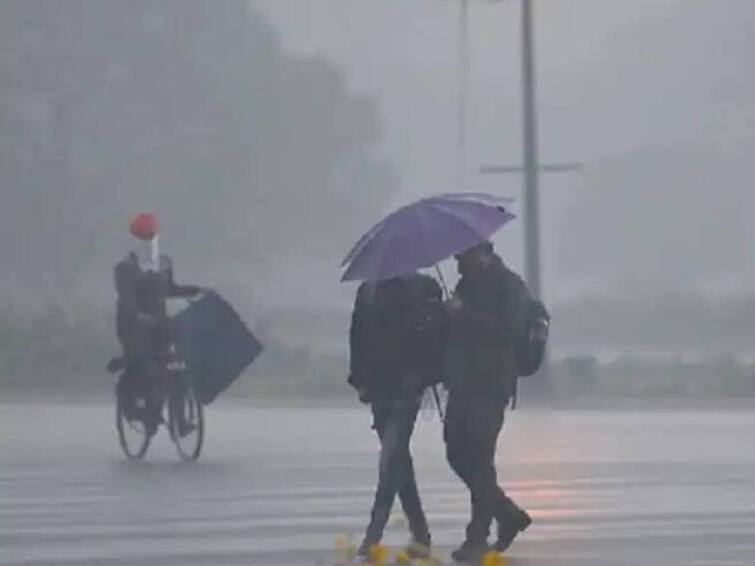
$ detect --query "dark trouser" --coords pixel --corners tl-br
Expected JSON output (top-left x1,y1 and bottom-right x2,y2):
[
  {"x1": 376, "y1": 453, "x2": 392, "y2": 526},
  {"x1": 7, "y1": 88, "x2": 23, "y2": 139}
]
[
  {"x1": 116, "y1": 358, "x2": 162, "y2": 431},
  {"x1": 363, "y1": 396, "x2": 430, "y2": 547},
  {"x1": 444, "y1": 393, "x2": 523, "y2": 544},
  {"x1": 116, "y1": 319, "x2": 175, "y2": 429}
]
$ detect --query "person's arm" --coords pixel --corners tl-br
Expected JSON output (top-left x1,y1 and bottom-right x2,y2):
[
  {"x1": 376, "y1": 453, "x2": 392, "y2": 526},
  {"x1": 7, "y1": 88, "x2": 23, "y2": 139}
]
[
  {"x1": 420, "y1": 275, "x2": 443, "y2": 302},
  {"x1": 448, "y1": 278, "x2": 499, "y2": 335},
  {"x1": 495, "y1": 273, "x2": 530, "y2": 347},
  {"x1": 412, "y1": 276, "x2": 446, "y2": 388},
  {"x1": 114, "y1": 259, "x2": 140, "y2": 317},
  {"x1": 165, "y1": 257, "x2": 202, "y2": 298},
  {"x1": 450, "y1": 276, "x2": 526, "y2": 346},
  {"x1": 348, "y1": 283, "x2": 372, "y2": 393},
  {"x1": 454, "y1": 301, "x2": 498, "y2": 333}
]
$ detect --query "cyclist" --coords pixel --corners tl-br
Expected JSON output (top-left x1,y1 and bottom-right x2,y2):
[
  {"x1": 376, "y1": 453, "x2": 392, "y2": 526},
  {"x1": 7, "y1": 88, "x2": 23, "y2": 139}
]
[{"x1": 114, "y1": 212, "x2": 202, "y2": 436}]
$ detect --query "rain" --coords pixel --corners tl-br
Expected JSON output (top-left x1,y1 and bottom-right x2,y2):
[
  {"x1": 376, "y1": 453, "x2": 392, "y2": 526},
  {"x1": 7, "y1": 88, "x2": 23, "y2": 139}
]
[{"x1": 2, "y1": 2, "x2": 755, "y2": 565}]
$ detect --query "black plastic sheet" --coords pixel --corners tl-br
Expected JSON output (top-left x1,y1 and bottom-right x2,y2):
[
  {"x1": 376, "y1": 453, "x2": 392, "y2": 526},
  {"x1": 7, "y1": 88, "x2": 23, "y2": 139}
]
[{"x1": 174, "y1": 291, "x2": 263, "y2": 404}]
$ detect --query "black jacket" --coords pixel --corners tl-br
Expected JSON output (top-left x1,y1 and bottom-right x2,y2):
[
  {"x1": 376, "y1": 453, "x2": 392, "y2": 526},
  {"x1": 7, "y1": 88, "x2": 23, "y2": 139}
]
[
  {"x1": 114, "y1": 253, "x2": 199, "y2": 358},
  {"x1": 444, "y1": 256, "x2": 529, "y2": 399},
  {"x1": 349, "y1": 273, "x2": 444, "y2": 401}
]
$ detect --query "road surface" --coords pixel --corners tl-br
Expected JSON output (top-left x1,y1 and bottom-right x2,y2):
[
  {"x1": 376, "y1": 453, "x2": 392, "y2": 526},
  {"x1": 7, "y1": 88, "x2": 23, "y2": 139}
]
[{"x1": 2, "y1": 402, "x2": 754, "y2": 565}]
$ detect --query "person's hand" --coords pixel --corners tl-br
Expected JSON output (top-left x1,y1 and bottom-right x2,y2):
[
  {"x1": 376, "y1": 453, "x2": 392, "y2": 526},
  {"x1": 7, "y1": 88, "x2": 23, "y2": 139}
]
[
  {"x1": 445, "y1": 296, "x2": 463, "y2": 313},
  {"x1": 136, "y1": 312, "x2": 156, "y2": 327},
  {"x1": 403, "y1": 371, "x2": 423, "y2": 394},
  {"x1": 357, "y1": 386, "x2": 372, "y2": 404},
  {"x1": 188, "y1": 286, "x2": 205, "y2": 298}
]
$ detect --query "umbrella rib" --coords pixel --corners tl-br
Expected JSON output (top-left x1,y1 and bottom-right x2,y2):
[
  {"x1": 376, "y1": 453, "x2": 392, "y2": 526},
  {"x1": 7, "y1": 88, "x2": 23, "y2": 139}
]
[
  {"x1": 430, "y1": 192, "x2": 514, "y2": 205},
  {"x1": 422, "y1": 201, "x2": 493, "y2": 241},
  {"x1": 344, "y1": 211, "x2": 405, "y2": 281},
  {"x1": 342, "y1": 194, "x2": 512, "y2": 267},
  {"x1": 341, "y1": 215, "x2": 390, "y2": 266},
  {"x1": 341, "y1": 193, "x2": 515, "y2": 281}
]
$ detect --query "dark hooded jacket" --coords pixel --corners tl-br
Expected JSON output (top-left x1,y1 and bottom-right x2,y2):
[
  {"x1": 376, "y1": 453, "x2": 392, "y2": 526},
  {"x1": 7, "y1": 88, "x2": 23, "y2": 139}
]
[
  {"x1": 349, "y1": 273, "x2": 444, "y2": 401},
  {"x1": 444, "y1": 255, "x2": 529, "y2": 399},
  {"x1": 114, "y1": 253, "x2": 199, "y2": 359}
]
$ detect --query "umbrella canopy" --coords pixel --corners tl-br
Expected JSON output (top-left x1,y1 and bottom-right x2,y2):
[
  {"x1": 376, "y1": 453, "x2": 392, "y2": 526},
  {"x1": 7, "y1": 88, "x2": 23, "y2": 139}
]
[{"x1": 341, "y1": 192, "x2": 515, "y2": 282}]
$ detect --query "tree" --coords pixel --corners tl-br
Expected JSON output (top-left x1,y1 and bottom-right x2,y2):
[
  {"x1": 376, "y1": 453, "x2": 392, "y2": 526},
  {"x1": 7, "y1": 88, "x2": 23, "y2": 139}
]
[{"x1": 0, "y1": 1, "x2": 395, "y2": 305}]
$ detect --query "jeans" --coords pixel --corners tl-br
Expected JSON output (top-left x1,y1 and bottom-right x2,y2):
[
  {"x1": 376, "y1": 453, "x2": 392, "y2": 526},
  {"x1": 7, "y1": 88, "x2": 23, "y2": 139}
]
[
  {"x1": 444, "y1": 393, "x2": 523, "y2": 544},
  {"x1": 363, "y1": 395, "x2": 430, "y2": 546}
]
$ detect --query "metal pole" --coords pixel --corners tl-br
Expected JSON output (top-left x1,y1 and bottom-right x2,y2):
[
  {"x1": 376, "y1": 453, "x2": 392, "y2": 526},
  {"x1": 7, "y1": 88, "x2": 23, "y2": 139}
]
[
  {"x1": 456, "y1": 0, "x2": 469, "y2": 184},
  {"x1": 521, "y1": 0, "x2": 541, "y2": 300},
  {"x1": 511, "y1": 0, "x2": 542, "y2": 410},
  {"x1": 480, "y1": 162, "x2": 583, "y2": 174}
]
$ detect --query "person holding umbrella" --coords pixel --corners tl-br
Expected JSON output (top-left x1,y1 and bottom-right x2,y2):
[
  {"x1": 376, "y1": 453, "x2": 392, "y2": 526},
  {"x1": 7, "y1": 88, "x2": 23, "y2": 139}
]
[
  {"x1": 341, "y1": 192, "x2": 531, "y2": 562},
  {"x1": 444, "y1": 241, "x2": 532, "y2": 562},
  {"x1": 348, "y1": 272, "x2": 444, "y2": 561}
]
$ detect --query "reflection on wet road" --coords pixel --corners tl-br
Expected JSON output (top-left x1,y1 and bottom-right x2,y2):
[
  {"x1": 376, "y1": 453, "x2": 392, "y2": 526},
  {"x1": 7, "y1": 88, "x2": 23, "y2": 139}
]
[{"x1": 2, "y1": 403, "x2": 754, "y2": 565}]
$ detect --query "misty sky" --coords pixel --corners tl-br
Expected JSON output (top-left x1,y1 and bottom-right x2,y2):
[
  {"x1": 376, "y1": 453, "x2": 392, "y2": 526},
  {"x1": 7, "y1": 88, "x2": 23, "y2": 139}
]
[
  {"x1": 252, "y1": 0, "x2": 755, "y2": 306},
  {"x1": 3, "y1": 1, "x2": 753, "y2": 314}
]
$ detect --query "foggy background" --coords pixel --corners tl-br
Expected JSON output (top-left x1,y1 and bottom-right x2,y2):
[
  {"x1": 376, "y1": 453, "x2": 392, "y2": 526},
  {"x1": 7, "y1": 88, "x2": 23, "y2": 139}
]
[
  {"x1": 4, "y1": 7, "x2": 755, "y2": 565},
  {"x1": 1, "y1": 0, "x2": 754, "y2": 398}
]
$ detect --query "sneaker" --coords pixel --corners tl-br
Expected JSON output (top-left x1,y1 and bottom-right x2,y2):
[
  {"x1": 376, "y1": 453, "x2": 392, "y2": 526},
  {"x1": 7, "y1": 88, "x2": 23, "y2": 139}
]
[
  {"x1": 405, "y1": 538, "x2": 432, "y2": 559},
  {"x1": 351, "y1": 552, "x2": 370, "y2": 565},
  {"x1": 353, "y1": 541, "x2": 376, "y2": 564},
  {"x1": 494, "y1": 509, "x2": 532, "y2": 553},
  {"x1": 451, "y1": 540, "x2": 490, "y2": 563}
]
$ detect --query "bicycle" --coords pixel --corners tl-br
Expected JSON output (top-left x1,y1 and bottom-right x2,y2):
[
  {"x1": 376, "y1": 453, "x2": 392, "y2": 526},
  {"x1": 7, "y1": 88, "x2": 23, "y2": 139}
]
[{"x1": 110, "y1": 337, "x2": 204, "y2": 462}]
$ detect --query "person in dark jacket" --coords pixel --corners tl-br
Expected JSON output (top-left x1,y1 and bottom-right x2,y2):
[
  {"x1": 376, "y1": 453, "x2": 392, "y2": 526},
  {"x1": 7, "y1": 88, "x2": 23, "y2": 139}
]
[
  {"x1": 114, "y1": 213, "x2": 201, "y2": 435},
  {"x1": 349, "y1": 272, "x2": 444, "y2": 561},
  {"x1": 443, "y1": 241, "x2": 532, "y2": 562}
]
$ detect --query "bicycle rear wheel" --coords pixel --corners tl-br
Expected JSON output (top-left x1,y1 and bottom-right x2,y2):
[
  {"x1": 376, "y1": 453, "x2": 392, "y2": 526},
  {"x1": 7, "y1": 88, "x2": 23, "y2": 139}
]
[
  {"x1": 169, "y1": 385, "x2": 204, "y2": 462},
  {"x1": 116, "y1": 394, "x2": 151, "y2": 460}
]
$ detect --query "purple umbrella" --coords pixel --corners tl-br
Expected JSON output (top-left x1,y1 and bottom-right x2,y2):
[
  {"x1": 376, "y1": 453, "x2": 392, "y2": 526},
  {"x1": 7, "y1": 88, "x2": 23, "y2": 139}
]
[{"x1": 341, "y1": 192, "x2": 515, "y2": 282}]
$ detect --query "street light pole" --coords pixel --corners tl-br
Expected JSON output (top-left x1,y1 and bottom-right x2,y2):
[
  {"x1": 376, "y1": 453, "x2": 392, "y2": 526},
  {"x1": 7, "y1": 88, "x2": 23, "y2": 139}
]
[
  {"x1": 482, "y1": 1, "x2": 585, "y2": 407},
  {"x1": 457, "y1": 0, "x2": 469, "y2": 184},
  {"x1": 521, "y1": 0, "x2": 541, "y2": 299}
]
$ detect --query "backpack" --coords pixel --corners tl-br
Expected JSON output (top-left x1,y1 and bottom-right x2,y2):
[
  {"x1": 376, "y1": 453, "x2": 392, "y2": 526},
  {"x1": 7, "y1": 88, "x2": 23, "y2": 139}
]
[
  {"x1": 515, "y1": 298, "x2": 550, "y2": 376},
  {"x1": 403, "y1": 275, "x2": 446, "y2": 388},
  {"x1": 349, "y1": 275, "x2": 445, "y2": 393}
]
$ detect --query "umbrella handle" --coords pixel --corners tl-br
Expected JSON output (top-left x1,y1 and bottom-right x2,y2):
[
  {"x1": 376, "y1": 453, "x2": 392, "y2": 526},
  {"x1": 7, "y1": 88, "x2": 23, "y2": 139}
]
[
  {"x1": 432, "y1": 385, "x2": 445, "y2": 422},
  {"x1": 429, "y1": 265, "x2": 448, "y2": 423},
  {"x1": 434, "y1": 265, "x2": 451, "y2": 300}
]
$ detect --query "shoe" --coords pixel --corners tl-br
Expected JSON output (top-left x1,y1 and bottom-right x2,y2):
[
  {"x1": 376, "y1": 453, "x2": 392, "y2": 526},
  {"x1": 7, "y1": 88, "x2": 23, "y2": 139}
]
[
  {"x1": 145, "y1": 419, "x2": 159, "y2": 438},
  {"x1": 405, "y1": 537, "x2": 432, "y2": 559},
  {"x1": 145, "y1": 408, "x2": 162, "y2": 438},
  {"x1": 354, "y1": 541, "x2": 376, "y2": 564},
  {"x1": 353, "y1": 541, "x2": 390, "y2": 564},
  {"x1": 494, "y1": 509, "x2": 531, "y2": 553},
  {"x1": 121, "y1": 402, "x2": 139, "y2": 422},
  {"x1": 107, "y1": 357, "x2": 125, "y2": 374},
  {"x1": 451, "y1": 540, "x2": 490, "y2": 563},
  {"x1": 178, "y1": 420, "x2": 197, "y2": 437}
]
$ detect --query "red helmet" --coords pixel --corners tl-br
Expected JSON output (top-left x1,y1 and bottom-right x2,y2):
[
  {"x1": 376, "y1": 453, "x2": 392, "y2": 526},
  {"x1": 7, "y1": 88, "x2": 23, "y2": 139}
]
[{"x1": 129, "y1": 212, "x2": 157, "y2": 240}]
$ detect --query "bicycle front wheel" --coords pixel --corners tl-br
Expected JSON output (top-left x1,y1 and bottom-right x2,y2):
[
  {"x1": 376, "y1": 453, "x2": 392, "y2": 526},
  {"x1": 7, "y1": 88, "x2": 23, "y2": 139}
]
[
  {"x1": 116, "y1": 394, "x2": 151, "y2": 461},
  {"x1": 169, "y1": 385, "x2": 204, "y2": 462}
]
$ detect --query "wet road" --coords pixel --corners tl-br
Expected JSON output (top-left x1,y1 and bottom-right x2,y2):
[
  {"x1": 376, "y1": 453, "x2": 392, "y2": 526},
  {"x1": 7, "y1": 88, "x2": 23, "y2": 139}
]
[{"x1": 2, "y1": 402, "x2": 754, "y2": 565}]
